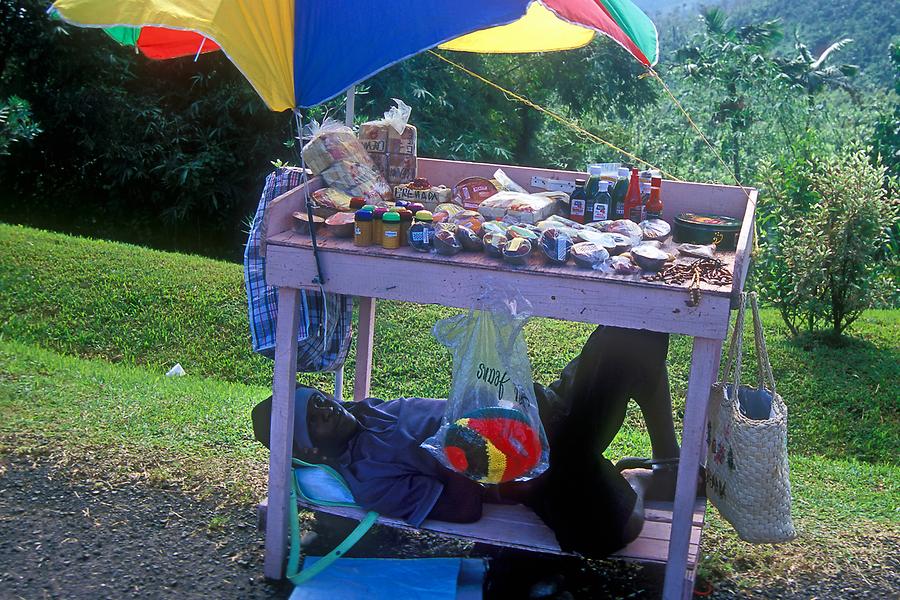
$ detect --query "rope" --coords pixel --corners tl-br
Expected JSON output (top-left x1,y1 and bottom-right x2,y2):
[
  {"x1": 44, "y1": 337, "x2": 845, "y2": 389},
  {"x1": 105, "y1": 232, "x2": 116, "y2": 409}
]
[
  {"x1": 645, "y1": 69, "x2": 751, "y2": 195},
  {"x1": 428, "y1": 50, "x2": 681, "y2": 182}
]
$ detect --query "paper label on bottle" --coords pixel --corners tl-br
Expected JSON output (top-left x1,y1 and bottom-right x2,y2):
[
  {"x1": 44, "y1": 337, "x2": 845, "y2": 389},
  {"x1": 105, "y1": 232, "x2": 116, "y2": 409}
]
[
  {"x1": 570, "y1": 199, "x2": 585, "y2": 217},
  {"x1": 592, "y1": 203, "x2": 609, "y2": 221},
  {"x1": 384, "y1": 231, "x2": 398, "y2": 238}
]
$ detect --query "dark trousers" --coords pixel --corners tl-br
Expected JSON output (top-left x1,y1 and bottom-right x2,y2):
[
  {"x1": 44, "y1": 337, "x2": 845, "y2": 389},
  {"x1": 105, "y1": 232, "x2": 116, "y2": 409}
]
[{"x1": 502, "y1": 326, "x2": 671, "y2": 556}]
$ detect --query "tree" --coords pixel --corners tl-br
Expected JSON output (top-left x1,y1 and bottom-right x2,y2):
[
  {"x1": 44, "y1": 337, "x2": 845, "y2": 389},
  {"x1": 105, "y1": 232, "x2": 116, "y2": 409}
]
[{"x1": 0, "y1": 95, "x2": 39, "y2": 155}]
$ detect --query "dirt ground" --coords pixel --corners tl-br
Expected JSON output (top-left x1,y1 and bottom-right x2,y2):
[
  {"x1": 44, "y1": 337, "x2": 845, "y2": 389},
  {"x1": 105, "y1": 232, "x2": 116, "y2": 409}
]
[{"x1": 1, "y1": 446, "x2": 897, "y2": 599}]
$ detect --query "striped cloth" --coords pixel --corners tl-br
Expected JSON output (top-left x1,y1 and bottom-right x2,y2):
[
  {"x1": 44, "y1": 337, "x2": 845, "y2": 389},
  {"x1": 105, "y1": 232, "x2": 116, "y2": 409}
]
[{"x1": 243, "y1": 167, "x2": 352, "y2": 372}]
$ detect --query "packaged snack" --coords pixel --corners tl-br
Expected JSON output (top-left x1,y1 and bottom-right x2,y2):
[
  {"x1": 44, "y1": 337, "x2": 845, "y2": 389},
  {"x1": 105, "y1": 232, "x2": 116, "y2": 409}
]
[
  {"x1": 601, "y1": 219, "x2": 644, "y2": 246},
  {"x1": 570, "y1": 242, "x2": 610, "y2": 269},
  {"x1": 639, "y1": 218, "x2": 672, "y2": 241},
  {"x1": 494, "y1": 168, "x2": 528, "y2": 193},
  {"x1": 449, "y1": 210, "x2": 486, "y2": 233},
  {"x1": 482, "y1": 221, "x2": 510, "y2": 238},
  {"x1": 325, "y1": 212, "x2": 356, "y2": 238},
  {"x1": 311, "y1": 187, "x2": 354, "y2": 212},
  {"x1": 301, "y1": 118, "x2": 391, "y2": 203},
  {"x1": 483, "y1": 233, "x2": 508, "y2": 258},
  {"x1": 433, "y1": 203, "x2": 465, "y2": 223},
  {"x1": 677, "y1": 243, "x2": 717, "y2": 259},
  {"x1": 632, "y1": 244, "x2": 670, "y2": 272},
  {"x1": 478, "y1": 192, "x2": 558, "y2": 224},
  {"x1": 539, "y1": 229, "x2": 572, "y2": 264},
  {"x1": 453, "y1": 177, "x2": 499, "y2": 210},
  {"x1": 610, "y1": 255, "x2": 641, "y2": 275},
  {"x1": 502, "y1": 237, "x2": 532, "y2": 266},
  {"x1": 358, "y1": 99, "x2": 417, "y2": 185},
  {"x1": 393, "y1": 177, "x2": 453, "y2": 209},
  {"x1": 434, "y1": 228, "x2": 463, "y2": 256},
  {"x1": 457, "y1": 227, "x2": 484, "y2": 251}
]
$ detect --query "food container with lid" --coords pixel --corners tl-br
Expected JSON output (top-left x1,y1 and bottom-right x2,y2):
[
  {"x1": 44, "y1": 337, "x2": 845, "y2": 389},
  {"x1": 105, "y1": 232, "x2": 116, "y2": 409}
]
[{"x1": 673, "y1": 213, "x2": 742, "y2": 250}]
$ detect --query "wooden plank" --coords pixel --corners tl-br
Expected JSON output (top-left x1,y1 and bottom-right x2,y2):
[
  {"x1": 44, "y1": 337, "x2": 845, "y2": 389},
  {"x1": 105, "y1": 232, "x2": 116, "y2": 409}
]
[
  {"x1": 354, "y1": 297, "x2": 376, "y2": 401},
  {"x1": 281, "y1": 497, "x2": 706, "y2": 566},
  {"x1": 416, "y1": 157, "x2": 752, "y2": 222},
  {"x1": 259, "y1": 175, "x2": 324, "y2": 256},
  {"x1": 264, "y1": 242, "x2": 732, "y2": 339},
  {"x1": 263, "y1": 287, "x2": 301, "y2": 580},
  {"x1": 730, "y1": 188, "x2": 757, "y2": 308},
  {"x1": 663, "y1": 337, "x2": 723, "y2": 600}
]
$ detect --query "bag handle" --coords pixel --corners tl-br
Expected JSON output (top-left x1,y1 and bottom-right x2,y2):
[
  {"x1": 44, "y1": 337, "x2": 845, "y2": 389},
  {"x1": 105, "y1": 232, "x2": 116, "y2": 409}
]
[
  {"x1": 748, "y1": 292, "x2": 777, "y2": 394},
  {"x1": 722, "y1": 291, "x2": 748, "y2": 395}
]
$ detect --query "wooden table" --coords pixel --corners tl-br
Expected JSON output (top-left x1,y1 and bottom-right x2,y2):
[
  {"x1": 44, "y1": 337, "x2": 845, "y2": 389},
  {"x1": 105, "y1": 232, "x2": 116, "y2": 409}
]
[{"x1": 259, "y1": 158, "x2": 756, "y2": 599}]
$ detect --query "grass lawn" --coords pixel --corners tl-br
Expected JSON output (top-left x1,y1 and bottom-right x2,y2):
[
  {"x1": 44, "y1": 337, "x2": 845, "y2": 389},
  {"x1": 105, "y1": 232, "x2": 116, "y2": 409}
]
[{"x1": 1, "y1": 223, "x2": 898, "y2": 591}]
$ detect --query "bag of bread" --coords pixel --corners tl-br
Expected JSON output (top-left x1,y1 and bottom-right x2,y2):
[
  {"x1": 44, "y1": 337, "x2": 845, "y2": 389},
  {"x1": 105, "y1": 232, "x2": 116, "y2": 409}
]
[{"x1": 358, "y1": 99, "x2": 417, "y2": 185}]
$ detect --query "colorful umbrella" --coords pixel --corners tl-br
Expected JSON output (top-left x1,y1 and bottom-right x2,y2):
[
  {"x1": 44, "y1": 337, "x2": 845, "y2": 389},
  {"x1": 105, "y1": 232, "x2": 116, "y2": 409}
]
[
  {"x1": 102, "y1": 25, "x2": 220, "y2": 60},
  {"x1": 51, "y1": 0, "x2": 658, "y2": 111}
]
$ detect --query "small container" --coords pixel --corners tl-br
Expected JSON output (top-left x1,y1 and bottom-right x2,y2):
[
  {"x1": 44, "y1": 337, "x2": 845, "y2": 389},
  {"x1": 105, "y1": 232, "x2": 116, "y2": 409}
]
[
  {"x1": 631, "y1": 243, "x2": 670, "y2": 272},
  {"x1": 571, "y1": 242, "x2": 610, "y2": 269},
  {"x1": 325, "y1": 212, "x2": 356, "y2": 238},
  {"x1": 539, "y1": 229, "x2": 572, "y2": 264},
  {"x1": 407, "y1": 202, "x2": 425, "y2": 214},
  {"x1": 457, "y1": 227, "x2": 484, "y2": 251},
  {"x1": 354, "y1": 210, "x2": 374, "y2": 247},
  {"x1": 434, "y1": 228, "x2": 462, "y2": 256},
  {"x1": 398, "y1": 209, "x2": 414, "y2": 246},
  {"x1": 502, "y1": 237, "x2": 532, "y2": 266},
  {"x1": 381, "y1": 211, "x2": 401, "y2": 249},
  {"x1": 373, "y1": 207, "x2": 389, "y2": 242},
  {"x1": 674, "y1": 213, "x2": 742, "y2": 250},
  {"x1": 483, "y1": 233, "x2": 508, "y2": 258},
  {"x1": 349, "y1": 197, "x2": 367, "y2": 210},
  {"x1": 409, "y1": 210, "x2": 434, "y2": 252},
  {"x1": 292, "y1": 211, "x2": 324, "y2": 234}
]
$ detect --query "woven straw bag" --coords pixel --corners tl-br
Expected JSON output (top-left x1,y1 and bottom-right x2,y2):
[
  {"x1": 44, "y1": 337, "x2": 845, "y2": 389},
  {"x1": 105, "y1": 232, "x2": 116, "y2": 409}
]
[{"x1": 706, "y1": 292, "x2": 796, "y2": 543}]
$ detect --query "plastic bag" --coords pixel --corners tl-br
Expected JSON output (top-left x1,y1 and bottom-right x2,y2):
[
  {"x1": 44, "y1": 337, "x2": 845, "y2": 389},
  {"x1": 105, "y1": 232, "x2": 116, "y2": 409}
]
[
  {"x1": 477, "y1": 191, "x2": 557, "y2": 224},
  {"x1": 422, "y1": 288, "x2": 549, "y2": 484},
  {"x1": 359, "y1": 99, "x2": 417, "y2": 185}
]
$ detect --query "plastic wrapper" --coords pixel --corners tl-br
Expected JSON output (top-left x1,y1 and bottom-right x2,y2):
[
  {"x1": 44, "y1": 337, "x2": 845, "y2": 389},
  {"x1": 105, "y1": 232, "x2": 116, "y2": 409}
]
[
  {"x1": 539, "y1": 229, "x2": 572, "y2": 264},
  {"x1": 453, "y1": 177, "x2": 499, "y2": 210},
  {"x1": 482, "y1": 221, "x2": 510, "y2": 238},
  {"x1": 422, "y1": 288, "x2": 549, "y2": 484},
  {"x1": 478, "y1": 191, "x2": 558, "y2": 224},
  {"x1": 610, "y1": 255, "x2": 641, "y2": 275},
  {"x1": 677, "y1": 243, "x2": 717, "y2": 259},
  {"x1": 393, "y1": 178, "x2": 452, "y2": 209},
  {"x1": 301, "y1": 118, "x2": 392, "y2": 203},
  {"x1": 311, "y1": 187, "x2": 353, "y2": 212},
  {"x1": 493, "y1": 168, "x2": 528, "y2": 194},
  {"x1": 639, "y1": 218, "x2": 672, "y2": 241},
  {"x1": 541, "y1": 214, "x2": 586, "y2": 230},
  {"x1": 601, "y1": 219, "x2": 644, "y2": 246},
  {"x1": 433, "y1": 203, "x2": 465, "y2": 223},
  {"x1": 570, "y1": 242, "x2": 610, "y2": 269},
  {"x1": 632, "y1": 243, "x2": 670, "y2": 272},
  {"x1": 449, "y1": 210, "x2": 486, "y2": 233},
  {"x1": 358, "y1": 99, "x2": 417, "y2": 184}
]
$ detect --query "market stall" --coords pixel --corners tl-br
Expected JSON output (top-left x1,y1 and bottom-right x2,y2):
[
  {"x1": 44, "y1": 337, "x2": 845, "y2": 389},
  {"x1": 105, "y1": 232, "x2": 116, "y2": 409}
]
[{"x1": 259, "y1": 154, "x2": 756, "y2": 600}]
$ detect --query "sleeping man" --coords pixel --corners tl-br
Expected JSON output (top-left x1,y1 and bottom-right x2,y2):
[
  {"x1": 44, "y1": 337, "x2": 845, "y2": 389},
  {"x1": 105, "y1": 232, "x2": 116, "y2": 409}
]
[{"x1": 253, "y1": 326, "x2": 679, "y2": 557}]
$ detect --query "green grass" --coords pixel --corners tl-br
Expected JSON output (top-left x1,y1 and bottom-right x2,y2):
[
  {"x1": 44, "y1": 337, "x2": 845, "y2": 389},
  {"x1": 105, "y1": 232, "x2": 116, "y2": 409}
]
[
  {"x1": 2, "y1": 223, "x2": 897, "y2": 463},
  {"x1": 1, "y1": 223, "x2": 898, "y2": 591}
]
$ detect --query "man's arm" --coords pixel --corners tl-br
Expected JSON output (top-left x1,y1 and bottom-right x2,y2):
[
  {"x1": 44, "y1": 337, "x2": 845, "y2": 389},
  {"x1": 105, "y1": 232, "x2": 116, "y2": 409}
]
[{"x1": 426, "y1": 469, "x2": 484, "y2": 523}]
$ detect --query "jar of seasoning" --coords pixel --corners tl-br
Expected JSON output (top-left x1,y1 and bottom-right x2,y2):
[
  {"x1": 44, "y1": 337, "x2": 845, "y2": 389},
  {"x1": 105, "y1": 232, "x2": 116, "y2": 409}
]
[
  {"x1": 372, "y1": 207, "x2": 389, "y2": 242},
  {"x1": 354, "y1": 209, "x2": 374, "y2": 247},
  {"x1": 398, "y1": 209, "x2": 414, "y2": 246},
  {"x1": 409, "y1": 210, "x2": 434, "y2": 252},
  {"x1": 382, "y1": 211, "x2": 401, "y2": 249}
]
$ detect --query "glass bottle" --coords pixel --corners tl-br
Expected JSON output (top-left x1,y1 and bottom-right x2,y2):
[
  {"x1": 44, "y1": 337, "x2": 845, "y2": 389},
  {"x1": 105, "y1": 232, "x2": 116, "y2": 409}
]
[{"x1": 569, "y1": 178, "x2": 588, "y2": 224}]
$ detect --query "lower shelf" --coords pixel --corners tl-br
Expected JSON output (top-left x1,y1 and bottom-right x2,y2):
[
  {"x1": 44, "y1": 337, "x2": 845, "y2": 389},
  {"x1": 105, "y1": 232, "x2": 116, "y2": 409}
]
[{"x1": 258, "y1": 496, "x2": 706, "y2": 569}]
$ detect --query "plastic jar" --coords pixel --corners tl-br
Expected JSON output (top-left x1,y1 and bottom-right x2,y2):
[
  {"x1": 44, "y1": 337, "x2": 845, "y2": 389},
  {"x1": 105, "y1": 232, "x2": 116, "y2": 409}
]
[
  {"x1": 354, "y1": 210, "x2": 374, "y2": 247},
  {"x1": 382, "y1": 212, "x2": 401, "y2": 249},
  {"x1": 409, "y1": 210, "x2": 434, "y2": 252},
  {"x1": 398, "y1": 209, "x2": 414, "y2": 246},
  {"x1": 372, "y1": 207, "x2": 389, "y2": 242}
]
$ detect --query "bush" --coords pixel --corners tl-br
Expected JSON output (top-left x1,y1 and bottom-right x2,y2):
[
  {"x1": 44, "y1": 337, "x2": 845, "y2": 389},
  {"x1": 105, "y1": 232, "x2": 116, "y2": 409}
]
[{"x1": 763, "y1": 148, "x2": 898, "y2": 338}]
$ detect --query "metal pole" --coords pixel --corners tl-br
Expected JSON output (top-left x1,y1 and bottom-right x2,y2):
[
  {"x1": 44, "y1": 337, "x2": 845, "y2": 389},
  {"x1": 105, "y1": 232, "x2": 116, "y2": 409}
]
[{"x1": 345, "y1": 85, "x2": 356, "y2": 127}]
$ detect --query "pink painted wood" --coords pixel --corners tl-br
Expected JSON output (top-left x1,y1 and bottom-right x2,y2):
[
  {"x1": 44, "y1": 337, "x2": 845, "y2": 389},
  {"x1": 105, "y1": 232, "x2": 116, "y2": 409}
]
[
  {"x1": 663, "y1": 336, "x2": 723, "y2": 600},
  {"x1": 274, "y1": 497, "x2": 706, "y2": 565},
  {"x1": 263, "y1": 287, "x2": 301, "y2": 580},
  {"x1": 259, "y1": 174, "x2": 324, "y2": 257},
  {"x1": 354, "y1": 297, "x2": 376, "y2": 401},
  {"x1": 260, "y1": 156, "x2": 756, "y2": 598}
]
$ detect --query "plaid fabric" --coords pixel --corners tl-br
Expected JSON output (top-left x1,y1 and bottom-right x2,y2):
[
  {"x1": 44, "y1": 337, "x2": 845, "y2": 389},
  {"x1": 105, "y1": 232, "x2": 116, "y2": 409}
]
[{"x1": 244, "y1": 167, "x2": 352, "y2": 372}]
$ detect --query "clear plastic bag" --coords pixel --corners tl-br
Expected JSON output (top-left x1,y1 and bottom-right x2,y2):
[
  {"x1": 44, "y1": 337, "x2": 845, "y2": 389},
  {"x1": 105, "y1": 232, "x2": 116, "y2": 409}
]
[{"x1": 422, "y1": 288, "x2": 550, "y2": 484}]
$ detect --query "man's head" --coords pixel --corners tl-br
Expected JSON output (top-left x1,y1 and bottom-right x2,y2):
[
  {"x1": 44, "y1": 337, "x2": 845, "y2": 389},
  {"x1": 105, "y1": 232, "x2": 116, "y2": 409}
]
[{"x1": 251, "y1": 386, "x2": 359, "y2": 462}]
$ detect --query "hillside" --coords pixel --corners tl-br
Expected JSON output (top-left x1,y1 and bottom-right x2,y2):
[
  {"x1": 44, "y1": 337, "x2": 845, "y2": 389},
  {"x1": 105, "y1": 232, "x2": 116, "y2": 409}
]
[{"x1": 723, "y1": 0, "x2": 898, "y2": 85}]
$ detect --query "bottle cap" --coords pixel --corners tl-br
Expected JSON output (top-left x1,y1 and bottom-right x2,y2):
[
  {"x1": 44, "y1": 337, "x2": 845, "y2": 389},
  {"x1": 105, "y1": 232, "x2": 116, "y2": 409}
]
[
  {"x1": 354, "y1": 210, "x2": 373, "y2": 221},
  {"x1": 598, "y1": 181, "x2": 611, "y2": 192},
  {"x1": 361, "y1": 204, "x2": 376, "y2": 212},
  {"x1": 415, "y1": 210, "x2": 433, "y2": 222},
  {"x1": 407, "y1": 202, "x2": 425, "y2": 213},
  {"x1": 651, "y1": 177, "x2": 662, "y2": 186},
  {"x1": 398, "y1": 209, "x2": 414, "y2": 221},
  {"x1": 373, "y1": 207, "x2": 389, "y2": 219},
  {"x1": 349, "y1": 197, "x2": 366, "y2": 209},
  {"x1": 575, "y1": 178, "x2": 587, "y2": 186},
  {"x1": 382, "y1": 211, "x2": 400, "y2": 223}
]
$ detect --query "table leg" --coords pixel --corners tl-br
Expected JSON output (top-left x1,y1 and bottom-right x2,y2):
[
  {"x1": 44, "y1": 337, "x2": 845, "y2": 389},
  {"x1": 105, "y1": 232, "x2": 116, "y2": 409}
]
[
  {"x1": 663, "y1": 336, "x2": 723, "y2": 600},
  {"x1": 263, "y1": 287, "x2": 301, "y2": 580},
  {"x1": 353, "y1": 296, "x2": 376, "y2": 401}
]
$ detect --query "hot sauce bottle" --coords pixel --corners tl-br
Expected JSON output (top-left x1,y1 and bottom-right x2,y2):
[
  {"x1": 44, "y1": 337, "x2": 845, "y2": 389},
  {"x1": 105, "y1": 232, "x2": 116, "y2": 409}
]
[{"x1": 623, "y1": 168, "x2": 643, "y2": 223}]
